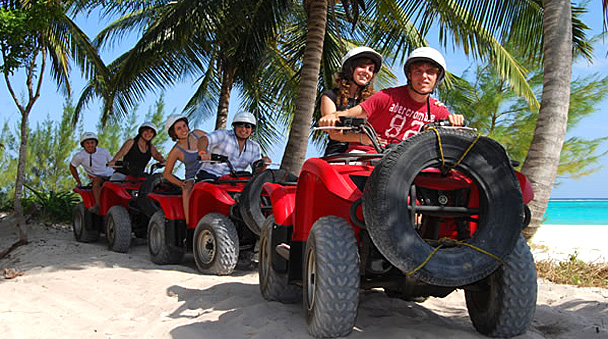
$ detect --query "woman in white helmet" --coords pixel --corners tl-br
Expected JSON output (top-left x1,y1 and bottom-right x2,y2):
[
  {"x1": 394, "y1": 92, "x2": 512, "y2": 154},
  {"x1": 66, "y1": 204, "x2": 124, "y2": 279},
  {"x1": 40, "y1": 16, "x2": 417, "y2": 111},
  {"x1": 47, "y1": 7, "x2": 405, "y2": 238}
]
[
  {"x1": 319, "y1": 46, "x2": 464, "y2": 152},
  {"x1": 196, "y1": 111, "x2": 270, "y2": 180},
  {"x1": 69, "y1": 132, "x2": 115, "y2": 212},
  {"x1": 108, "y1": 122, "x2": 166, "y2": 180},
  {"x1": 320, "y1": 46, "x2": 382, "y2": 156},
  {"x1": 163, "y1": 114, "x2": 207, "y2": 223}
]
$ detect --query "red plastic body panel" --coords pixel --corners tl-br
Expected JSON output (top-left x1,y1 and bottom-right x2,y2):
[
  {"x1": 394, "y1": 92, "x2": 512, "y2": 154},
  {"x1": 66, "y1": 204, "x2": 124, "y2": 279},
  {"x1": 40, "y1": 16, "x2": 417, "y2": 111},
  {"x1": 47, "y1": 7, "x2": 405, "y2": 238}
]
[
  {"x1": 263, "y1": 183, "x2": 297, "y2": 226},
  {"x1": 515, "y1": 171, "x2": 534, "y2": 204},
  {"x1": 73, "y1": 187, "x2": 95, "y2": 209},
  {"x1": 148, "y1": 193, "x2": 184, "y2": 220},
  {"x1": 73, "y1": 177, "x2": 143, "y2": 215},
  {"x1": 291, "y1": 158, "x2": 373, "y2": 242},
  {"x1": 188, "y1": 181, "x2": 242, "y2": 229}
]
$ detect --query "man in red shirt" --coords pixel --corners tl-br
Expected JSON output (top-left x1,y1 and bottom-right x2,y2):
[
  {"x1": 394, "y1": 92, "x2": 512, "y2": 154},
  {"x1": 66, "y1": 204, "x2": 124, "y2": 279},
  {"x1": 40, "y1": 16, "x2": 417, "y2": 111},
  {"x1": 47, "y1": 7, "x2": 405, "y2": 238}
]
[{"x1": 319, "y1": 47, "x2": 465, "y2": 152}]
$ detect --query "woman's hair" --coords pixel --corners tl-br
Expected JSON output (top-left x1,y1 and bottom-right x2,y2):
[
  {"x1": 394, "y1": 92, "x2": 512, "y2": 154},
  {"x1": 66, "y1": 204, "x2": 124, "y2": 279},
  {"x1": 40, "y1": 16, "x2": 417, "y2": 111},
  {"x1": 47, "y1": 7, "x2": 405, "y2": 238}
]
[{"x1": 335, "y1": 57, "x2": 376, "y2": 108}]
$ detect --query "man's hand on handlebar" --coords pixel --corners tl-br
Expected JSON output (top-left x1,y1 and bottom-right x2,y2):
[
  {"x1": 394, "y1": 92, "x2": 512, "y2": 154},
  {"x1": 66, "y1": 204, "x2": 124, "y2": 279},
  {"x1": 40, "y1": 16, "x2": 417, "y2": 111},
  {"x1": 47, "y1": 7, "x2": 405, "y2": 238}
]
[{"x1": 448, "y1": 114, "x2": 465, "y2": 126}]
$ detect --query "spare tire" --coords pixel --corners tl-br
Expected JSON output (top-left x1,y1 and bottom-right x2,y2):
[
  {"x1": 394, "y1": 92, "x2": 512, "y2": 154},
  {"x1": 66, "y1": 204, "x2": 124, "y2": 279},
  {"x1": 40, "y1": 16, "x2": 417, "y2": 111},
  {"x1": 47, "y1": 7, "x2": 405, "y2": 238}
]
[
  {"x1": 239, "y1": 169, "x2": 298, "y2": 235},
  {"x1": 363, "y1": 129, "x2": 524, "y2": 287}
]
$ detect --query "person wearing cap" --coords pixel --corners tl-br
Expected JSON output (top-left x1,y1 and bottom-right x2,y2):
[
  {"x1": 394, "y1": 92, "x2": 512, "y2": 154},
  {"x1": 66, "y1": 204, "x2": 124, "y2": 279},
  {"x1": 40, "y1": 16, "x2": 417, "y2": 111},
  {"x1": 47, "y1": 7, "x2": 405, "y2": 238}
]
[
  {"x1": 196, "y1": 111, "x2": 271, "y2": 180},
  {"x1": 69, "y1": 132, "x2": 114, "y2": 212},
  {"x1": 319, "y1": 47, "x2": 465, "y2": 152},
  {"x1": 163, "y1": 114, "x2": 207, "y2": 223},
  {"x1": 108, "y1": 122, "x2": 166, "y2": 180},
  {"x1": 321, "y1": 46, "x2": 382, "y2": 156}
]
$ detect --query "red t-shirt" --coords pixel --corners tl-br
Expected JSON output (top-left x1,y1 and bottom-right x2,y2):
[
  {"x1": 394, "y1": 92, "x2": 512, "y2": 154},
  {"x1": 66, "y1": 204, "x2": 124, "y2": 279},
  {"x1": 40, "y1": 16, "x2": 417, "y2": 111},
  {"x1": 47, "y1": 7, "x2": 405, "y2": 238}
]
[{"x1": 352, "y1": 85, "x2": 451, "y2": 152}]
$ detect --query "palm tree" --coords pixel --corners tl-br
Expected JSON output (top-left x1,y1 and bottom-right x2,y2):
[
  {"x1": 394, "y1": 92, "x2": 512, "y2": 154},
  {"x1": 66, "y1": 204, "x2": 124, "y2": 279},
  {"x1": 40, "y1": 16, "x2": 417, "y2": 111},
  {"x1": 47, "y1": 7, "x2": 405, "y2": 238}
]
[
  {"x1": 75, "y1": 0, "x2": 298, "y2": 152},
  {"x1": 0, "y1": 0, "x2": 108, "y2": 245},
  {"x1": 520, "y1": 0, "x2": 576, "y2": 238}
]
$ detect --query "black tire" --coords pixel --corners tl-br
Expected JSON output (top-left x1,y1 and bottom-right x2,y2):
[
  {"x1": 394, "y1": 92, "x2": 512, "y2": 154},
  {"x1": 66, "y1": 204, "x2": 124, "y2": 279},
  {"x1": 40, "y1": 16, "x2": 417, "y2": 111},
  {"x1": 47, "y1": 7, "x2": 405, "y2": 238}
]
[
  {"x1": 363, "y1": 129, "x2": 524, "y2": 286},
  {"x1": 147, "y1": 210, "x2": 184, "y2": 264},
  {"x1": 259, "y1": 216, "x2": 301, "y2": 303},
  {"x1": 239, "y1": 169, "x2": 297, "y2": 236},
  {"x1": 465, "y1": 235, "x2": 537, "y2": 338},
  {"x1": 72, "y1": 202, "x2": 99, "y2": 243},
  {"x1": 105, "y1": 205, "x2": 132, "y2": 253},
  {"x1": 193, "y1": 213, "x2": 239, "y2": 275},
  {"x1": 304, "y1": 216, "x2": 360, "y2": 338}
]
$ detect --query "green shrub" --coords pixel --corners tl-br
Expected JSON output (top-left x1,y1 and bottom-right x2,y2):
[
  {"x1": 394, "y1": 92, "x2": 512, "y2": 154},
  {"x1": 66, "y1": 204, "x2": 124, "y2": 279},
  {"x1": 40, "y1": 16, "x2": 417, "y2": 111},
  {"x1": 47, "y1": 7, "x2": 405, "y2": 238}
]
[{"x1": 23, "y1": 184, "x2": 78, "y2": 223}]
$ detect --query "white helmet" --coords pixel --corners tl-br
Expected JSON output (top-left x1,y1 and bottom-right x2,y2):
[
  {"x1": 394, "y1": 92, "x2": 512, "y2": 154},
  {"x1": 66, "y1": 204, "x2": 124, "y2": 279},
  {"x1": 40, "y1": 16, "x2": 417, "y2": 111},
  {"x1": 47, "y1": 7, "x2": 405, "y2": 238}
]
[
  {"x1": 340, "y1": 46, "x2": 382, "y2": 74},
  {"x1": 165, "y1": 114, "x2": 188, "y2": 135},
  {"x1": 404, "y1": 47, "x2": 447, "y2": 85},
  {"x1": 232, "y1": 111, "x2": 256, "y2": 127},
  {"x1": 80, "y1": 132, "x2": 98, "y2": 147},
  {"x1": 139, "y1": 121, "x2": 157, "y2": 136}
]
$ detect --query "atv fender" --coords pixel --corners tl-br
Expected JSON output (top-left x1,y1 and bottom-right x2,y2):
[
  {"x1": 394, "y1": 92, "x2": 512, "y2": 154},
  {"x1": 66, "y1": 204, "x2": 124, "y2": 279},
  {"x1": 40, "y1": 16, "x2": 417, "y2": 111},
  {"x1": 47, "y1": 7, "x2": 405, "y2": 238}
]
[
  {"x1": 148, "y1": 193, "x2": 185, "y2": 220},
  {"x1": 188, "y1": 182, "x2": 234, "y2": 229},
  {"x1": 262, "y1": 183, "x2": 296, "y2": 226},
  {"x1": 99, "y1": 181, "x2": 132, "y2": 215},
  {"x1": 73, "y1": 187, "x2": 96, "y2": 209},
  {"x1": 515, "y1": 171, "x2": 534, "y2": 204}
]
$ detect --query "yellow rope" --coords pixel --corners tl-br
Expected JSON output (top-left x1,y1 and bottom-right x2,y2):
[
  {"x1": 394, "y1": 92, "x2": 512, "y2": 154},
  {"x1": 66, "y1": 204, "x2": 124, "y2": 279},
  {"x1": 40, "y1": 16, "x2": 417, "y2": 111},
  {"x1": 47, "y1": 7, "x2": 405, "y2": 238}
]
[
  {"x1": 404, "y1": 237, "x2": 504, "y2": 276},
  {"x1": 429, "y1": 128, "x2": 445, "y2": 169},
  {"x1": 428, "y1": 128, "x2": 481, "y2": 172}
]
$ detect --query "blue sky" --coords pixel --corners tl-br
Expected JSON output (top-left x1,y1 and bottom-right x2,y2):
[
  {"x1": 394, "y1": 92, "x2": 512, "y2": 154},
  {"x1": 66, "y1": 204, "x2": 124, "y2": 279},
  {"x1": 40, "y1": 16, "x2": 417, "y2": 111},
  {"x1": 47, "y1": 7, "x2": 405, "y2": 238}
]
[{"x1": 1, "y1": 2, "x2": 607, "y2": 198}]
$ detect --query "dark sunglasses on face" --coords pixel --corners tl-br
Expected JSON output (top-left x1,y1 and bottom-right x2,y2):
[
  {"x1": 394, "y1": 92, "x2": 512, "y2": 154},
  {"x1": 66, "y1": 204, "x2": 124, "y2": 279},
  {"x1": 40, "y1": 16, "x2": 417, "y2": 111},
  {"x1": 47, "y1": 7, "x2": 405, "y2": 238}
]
[{"x1": 234, "y1": 122, "x2": 253, "y2": 129}]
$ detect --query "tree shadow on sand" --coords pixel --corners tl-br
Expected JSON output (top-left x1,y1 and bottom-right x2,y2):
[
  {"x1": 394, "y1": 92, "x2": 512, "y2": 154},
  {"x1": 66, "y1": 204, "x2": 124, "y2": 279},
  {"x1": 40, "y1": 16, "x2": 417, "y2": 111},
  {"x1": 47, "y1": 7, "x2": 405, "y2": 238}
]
[
  {"x1": 0, "y1": 222, "x2": 257, "y2": 277},
  {"x1": 165, "y1": 285, "x2": 524, "y2": 339}
]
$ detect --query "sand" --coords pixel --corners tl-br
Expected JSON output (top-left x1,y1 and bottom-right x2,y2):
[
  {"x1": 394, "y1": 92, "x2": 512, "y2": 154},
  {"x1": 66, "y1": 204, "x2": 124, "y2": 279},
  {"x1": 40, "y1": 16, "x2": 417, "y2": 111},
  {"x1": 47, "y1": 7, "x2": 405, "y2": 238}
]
[{"x1": 0, "y1": 215, "x2": 606, "y2": 339}]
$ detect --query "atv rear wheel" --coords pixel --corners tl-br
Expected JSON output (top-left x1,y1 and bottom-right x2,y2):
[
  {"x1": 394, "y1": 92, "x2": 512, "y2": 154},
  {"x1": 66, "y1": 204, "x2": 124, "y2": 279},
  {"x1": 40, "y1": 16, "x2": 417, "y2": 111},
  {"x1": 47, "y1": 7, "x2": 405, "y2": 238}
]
[
  {"x1": 259, "y1": 216, "x2": 301, "y2": 303},
  {"x1": 105, "y1": 205, "x2": 132, "y2": 253},
  {"x1": 147, "y1": 210, "x2": 184, "y2": 264},
  {"x1": 72, "y1": 202, "x2": 99, "y2": 243},
  {"x1": 304, "y1": 216, "x2": 359, "y2": 338},
  {"x1": 193, "y1": 213, "x2": 239, "y2": 275},
  {"x1": 363, "y1": 129, "x2": 524, "y2": 286},
  {"x1": 239, "y1": 169, "x2": 297, "y2": 235},
  {"x1": 465, "y1": 235, "x2": 537, "y2": 337}
]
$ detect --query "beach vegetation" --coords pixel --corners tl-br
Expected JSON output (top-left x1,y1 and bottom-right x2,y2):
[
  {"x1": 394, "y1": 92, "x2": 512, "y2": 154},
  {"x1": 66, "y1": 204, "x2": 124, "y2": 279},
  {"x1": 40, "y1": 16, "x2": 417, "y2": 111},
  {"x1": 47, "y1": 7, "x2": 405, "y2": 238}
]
[
  {"x1": 439, "y1": 47, "x2": 608, "y2": 182},
  {"x1": 0, "y1": 96, "x2": 169, "y2": 222},
  {"x1": 0, "y1": 0, "x2": 108, "y2": 243},
  {"x1": 536, "y1": 253, "x2": 608, "y2": 288}
]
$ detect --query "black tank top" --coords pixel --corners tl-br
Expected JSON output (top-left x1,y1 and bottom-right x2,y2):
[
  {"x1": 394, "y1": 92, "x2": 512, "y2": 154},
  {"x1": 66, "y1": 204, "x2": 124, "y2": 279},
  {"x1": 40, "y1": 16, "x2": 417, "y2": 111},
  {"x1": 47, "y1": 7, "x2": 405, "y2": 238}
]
[
  {"x1": 117, "y1": 136, "x2": 152, "y2": 177},
  {"x1": 323, "y1": 89, "x2": 359, "y2": 156}
]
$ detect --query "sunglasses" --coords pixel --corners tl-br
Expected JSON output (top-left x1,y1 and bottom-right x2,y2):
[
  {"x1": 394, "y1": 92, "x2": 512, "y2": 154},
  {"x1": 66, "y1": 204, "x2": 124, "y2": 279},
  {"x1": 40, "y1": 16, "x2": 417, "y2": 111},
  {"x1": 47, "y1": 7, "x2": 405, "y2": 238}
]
[{"x1": 234, "y1": 123, "x2": 253, "y2": 129}]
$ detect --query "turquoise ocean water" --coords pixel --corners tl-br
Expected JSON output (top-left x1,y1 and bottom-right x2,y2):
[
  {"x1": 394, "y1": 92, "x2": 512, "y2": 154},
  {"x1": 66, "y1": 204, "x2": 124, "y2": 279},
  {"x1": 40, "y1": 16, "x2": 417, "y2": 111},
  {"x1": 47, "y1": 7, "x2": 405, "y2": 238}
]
[{"x1": 544, "y1": 199, "x2": 608, "y2": 225}]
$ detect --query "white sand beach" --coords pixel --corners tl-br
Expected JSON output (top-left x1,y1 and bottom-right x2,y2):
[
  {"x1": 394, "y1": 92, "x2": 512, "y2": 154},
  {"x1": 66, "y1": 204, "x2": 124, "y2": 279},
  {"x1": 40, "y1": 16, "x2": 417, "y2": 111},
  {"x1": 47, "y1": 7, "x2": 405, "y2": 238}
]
[{"x1": 1, "y1": 215, "x2": 606, "y2": 339}]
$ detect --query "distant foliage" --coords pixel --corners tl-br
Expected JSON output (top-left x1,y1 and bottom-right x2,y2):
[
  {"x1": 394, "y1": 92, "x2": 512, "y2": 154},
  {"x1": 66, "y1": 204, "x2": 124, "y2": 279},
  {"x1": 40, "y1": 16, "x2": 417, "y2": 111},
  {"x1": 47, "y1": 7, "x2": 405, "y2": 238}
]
[
  {"x1": 0, "y1": 95, "x2": 170, "y2": 212},
  {"x1": 439, "y1": 55, "x2": 608, "y2": 181}
]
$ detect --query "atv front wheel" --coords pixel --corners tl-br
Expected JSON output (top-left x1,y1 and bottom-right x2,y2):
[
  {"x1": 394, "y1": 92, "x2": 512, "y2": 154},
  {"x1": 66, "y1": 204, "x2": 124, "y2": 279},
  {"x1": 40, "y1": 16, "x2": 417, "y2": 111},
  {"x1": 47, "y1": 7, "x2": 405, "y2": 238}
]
[
  {"x1": 147, "y1": 210, "x2": 184, "y2": 264},
  {"x1": 465, "y1": 235, "x2": 537, "y2": 337},
  {"x1": 259, "y1": 216, "x2": 301, "y2": 303},
  {"x1": 72, "y1": 202, "x2": 99, "y2": 243},
  {"x1": 105, "y1": 205, "x2": 132, "y2": 253},
  {"x1": 193, "y1": 213, "x2": 239, "y2": 275},
  {"x1": 304, "y1": 216, "x2": 360, "y2": 338}
]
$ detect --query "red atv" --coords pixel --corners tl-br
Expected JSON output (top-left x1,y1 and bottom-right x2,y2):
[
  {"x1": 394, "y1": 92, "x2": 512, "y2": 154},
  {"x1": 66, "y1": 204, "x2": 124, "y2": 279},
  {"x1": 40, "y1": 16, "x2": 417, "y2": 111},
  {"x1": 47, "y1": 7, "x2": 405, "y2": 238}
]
[
  {"x1": 258, "y1": 118, "x2": 537, "y2": 338},
  {"x1": 145, "y1": 154, "x2": 294, "y2": 275},
  {"x1": 72, "y1": 162, "x2": 166, "y2": 253}
]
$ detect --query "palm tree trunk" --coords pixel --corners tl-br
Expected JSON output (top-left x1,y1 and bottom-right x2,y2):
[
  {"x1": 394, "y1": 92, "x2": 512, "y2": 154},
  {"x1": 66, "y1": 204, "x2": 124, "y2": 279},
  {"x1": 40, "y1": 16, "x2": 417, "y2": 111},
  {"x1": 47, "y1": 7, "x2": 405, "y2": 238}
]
[
  {"x1": 215, "y1": 65, "x2": 236, "y2": 130},
  {"x1": 521, "y1": 0, "x2": 572, "y2": 239},
  {"x1": 280, "y1": 0, "x2": 328, "y2": 175}
]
